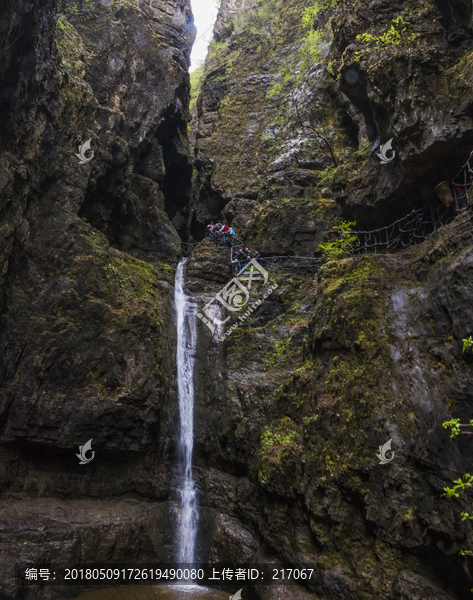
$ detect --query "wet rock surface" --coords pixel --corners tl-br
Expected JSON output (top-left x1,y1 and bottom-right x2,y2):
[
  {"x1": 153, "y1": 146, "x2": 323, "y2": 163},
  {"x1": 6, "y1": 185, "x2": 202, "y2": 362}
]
[
  {"x1": 187, "y1": 214, "x2": 473, "y2": 600},
  {"x1": 191, "y1": 0, "x2": 473, "y2": 239},
  {"x1": 185, "y1": 0, "x2": 473, "y2": 588},
  {"x1": 2, "y1": 0, "x2": 473, "y2": 599},
  {"x1": 0, "y1": 498, "x2": 175, "y2": 599},
  {"x1": 0, "y1": 0, "x2": 194, "y2": 596}
]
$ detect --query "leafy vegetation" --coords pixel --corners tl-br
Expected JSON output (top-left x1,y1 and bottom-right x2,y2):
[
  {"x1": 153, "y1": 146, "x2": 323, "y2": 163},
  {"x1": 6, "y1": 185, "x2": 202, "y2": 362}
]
[
  {"x1": 264, "y1": 0, "x2": 341, "y2": 165},
  {"x1": 265, "y1": 3, "x2": 334, "y2": 95},
  {"x1": 301, "y1": 0, "x2": 339, "y2": 23},
  {"x1": 441, "y1": 337, "x2": 473, "y2": 561},
  {"x1": 443, "y1": 418, "x2": 462, "y2": 439},
  {"x1": 326, "y1": 58, "x2": 339, "y2": 78},
  {"x1": 318, "y1": 221, "x2": 359, "y2": 265},
  {"x1": 231, "y1": 0, "x2": 284, "y2": 35},
  {"x1": 463, "y1": 336, "x2": 473, "y2": 353},
  {"x1": 263, "y1": 334, "x2": 302, "y2": 370},
  {"x1": 315, "y1": 164, "x2": 336, "y2": 188},
  {"x1": 260, "y1": 418, "x2": 298, "y2": 452},
  {"x1": 442, "y1": 474, "x2": 473, "y2": 499},
  {"x1": 258, "y1": 417, "x2": 302, "y2": 490},
  {"x1": 189, "y1": 63, "x2": 204, "y2": 113},
  {"x1": 56, "y1": 14, "x2": 85, "y2": 75},
  {"x1": 206, "y1": 37, "x2": 241, "y2": 77},
  {"x1": 355, "y1": 16, "x2": 413, "y2": 62}
]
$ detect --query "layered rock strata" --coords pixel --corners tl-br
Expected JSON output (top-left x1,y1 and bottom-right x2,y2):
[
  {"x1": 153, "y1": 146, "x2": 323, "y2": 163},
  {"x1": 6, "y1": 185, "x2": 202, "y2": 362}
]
[{"x1": 0, "y1": 0, "x2": 194, "y2": 597}]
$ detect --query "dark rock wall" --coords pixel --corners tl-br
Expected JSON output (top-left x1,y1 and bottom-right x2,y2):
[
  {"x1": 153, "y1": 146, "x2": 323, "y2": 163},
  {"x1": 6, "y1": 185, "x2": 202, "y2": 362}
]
[
  {"x1": 192, "y1": 0, "x2": 473, "y2": 242},
  {"x1": 183, "y1": 0, "x2": 473, "y2": 599},
  {"x1": 191, "y1": 0, "x2": 340, "y2": 251},
  {"x1": 2, "y1": 0, "x2": 473, "y2": 599},
  {"x1": 187, "y1": 217, "x2": 473, "y2": 600},
  {"x1": 0, "y1": 0, "x2": 194, "y2": 597},
  {"x1": 332, "y1": 0, "x2": 473, "y2": 225}
]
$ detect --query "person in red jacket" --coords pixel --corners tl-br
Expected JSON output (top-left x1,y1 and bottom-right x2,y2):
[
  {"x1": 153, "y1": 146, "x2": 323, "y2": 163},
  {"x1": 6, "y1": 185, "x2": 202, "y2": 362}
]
[{"x1": 219, "y1": 222, "x2": 230, "y2": 245}]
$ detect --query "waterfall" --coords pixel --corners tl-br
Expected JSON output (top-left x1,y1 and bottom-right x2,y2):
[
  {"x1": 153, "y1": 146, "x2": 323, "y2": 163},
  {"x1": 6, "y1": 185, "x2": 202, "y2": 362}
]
[{"x1": 174, "y1": 258, "x2": 198, "y2": 565}]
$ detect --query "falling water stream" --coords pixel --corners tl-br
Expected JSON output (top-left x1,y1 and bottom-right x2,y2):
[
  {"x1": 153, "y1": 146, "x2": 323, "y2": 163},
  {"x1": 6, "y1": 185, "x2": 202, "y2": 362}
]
[
  {"x1": 67, "y1": 261, "x2": 225, "y2": 600},
  {"x1": 174, "y1": 258, "x2": 199, "y2": 565}
]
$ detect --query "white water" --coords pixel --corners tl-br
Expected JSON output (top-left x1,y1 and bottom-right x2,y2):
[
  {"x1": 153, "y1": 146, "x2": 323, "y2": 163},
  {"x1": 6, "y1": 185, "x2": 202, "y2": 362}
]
[{"x1": 174, "y1": 259, "x2": 199, "y2": 565}]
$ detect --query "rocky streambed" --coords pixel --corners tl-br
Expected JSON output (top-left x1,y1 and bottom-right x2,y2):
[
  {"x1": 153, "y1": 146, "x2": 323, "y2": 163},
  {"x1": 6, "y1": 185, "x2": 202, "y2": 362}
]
[{"x1": 68, "y1": 585, "x2": 229, "y2": 600}]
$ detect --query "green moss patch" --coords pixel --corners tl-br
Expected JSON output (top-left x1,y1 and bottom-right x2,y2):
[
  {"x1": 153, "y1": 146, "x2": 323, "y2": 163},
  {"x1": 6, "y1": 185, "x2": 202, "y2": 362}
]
[{"x1": 258, "y1": 416, "x2": 303, "y2": 495}]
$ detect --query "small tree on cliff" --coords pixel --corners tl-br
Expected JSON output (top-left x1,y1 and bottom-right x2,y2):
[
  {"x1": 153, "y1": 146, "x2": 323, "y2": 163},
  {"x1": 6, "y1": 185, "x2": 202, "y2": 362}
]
[
  {"x1": 292, "y1": 93, "x2": 338, "y2": 167},
  {"x1": 264, "y1": 0, "x2": 341, "y2": 168},
  {"x1": 442, "y1": 338, "x2": 473, "y2": 564},
  {"x1": 318, "y1": 221, "x2": 358, "y2": 268}
]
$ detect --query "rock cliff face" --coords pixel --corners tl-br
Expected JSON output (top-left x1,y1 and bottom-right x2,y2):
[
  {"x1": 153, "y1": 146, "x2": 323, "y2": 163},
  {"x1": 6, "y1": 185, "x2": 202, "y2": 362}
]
[
  {"x1": 192, "y1": 0, "x2": 473, "y2": 241},
  {"x1": 2, "y1": 0, "x2": 473, "y2": 599},
  {"x1": 187, "y1": 214, "x2": 473, "y2": 600},
  {"x1": 0, "y1": 0, "x2": 194, "y2": 597},
  {"x1": 184, "y1": 0, "x2": 473, "y2": 598}
]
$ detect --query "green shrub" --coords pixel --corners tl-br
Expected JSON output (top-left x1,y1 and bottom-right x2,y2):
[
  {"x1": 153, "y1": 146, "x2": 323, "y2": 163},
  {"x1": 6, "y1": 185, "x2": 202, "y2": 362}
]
[
  {"x1": 315, "y1": 164, "x2": 335, "y2": 188},
  {"x1": 355, "y1": 16, "x2": 411, "y2": 62},
  {"x1": 463, "y1": 336, "x2": 473, "y2": 353},
  {"x1": 301, "y1": 0, "x2": 339, "y2": 24},
  {"x1": 441, "y1": 336, "x2": 473, "y2": 564},
  {"x1": 318, "y1": 220, "x2": 359, "y2": 263}
]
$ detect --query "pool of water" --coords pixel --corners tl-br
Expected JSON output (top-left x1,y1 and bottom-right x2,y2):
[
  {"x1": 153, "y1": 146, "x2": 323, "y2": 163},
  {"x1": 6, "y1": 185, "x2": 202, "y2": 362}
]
[{"x1": 68, "y1": 584, "x2": 230, "y2": 600}]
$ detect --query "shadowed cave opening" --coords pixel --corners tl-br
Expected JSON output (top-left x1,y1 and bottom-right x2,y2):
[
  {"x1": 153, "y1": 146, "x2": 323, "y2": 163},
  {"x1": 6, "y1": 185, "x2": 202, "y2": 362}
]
[
  {"x1": 156, "y1": 111, "x2": 193, "y2": 222},
  {"x1": 77, "y1": 110, "x2": 193, "y2": 251},
  {"x1": 339, "y1": 136, "x2": 473, "y2": 231}
]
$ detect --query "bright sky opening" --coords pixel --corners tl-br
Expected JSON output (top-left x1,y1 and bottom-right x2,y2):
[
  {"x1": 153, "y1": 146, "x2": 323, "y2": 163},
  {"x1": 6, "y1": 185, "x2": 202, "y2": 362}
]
[{"x1": 190, "y1": 0, "x2": 220, "y2": 72}]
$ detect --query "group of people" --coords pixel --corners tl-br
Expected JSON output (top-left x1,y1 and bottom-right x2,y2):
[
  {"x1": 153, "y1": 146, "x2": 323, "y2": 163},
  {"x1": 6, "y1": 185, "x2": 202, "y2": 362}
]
[
  {"x1": 205, "y1": 219, "x2": 261, "y2": 274},
  {"x1": 232, "y1": 247, "x2": 260, "y2": 274},
  {"x1": 206, "y1": 221, "x2": 236, "y2": 246}
]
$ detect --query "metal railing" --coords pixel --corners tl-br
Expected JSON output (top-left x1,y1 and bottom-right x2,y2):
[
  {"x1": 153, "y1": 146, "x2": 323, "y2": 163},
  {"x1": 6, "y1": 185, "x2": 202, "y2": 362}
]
[{"x1": 182, "y1": 156, "x2": 473, "y2": 268}]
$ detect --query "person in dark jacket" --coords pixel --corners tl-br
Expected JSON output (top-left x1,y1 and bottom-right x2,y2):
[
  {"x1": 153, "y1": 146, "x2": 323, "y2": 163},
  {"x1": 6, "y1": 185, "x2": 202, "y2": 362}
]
[
  {"x1": 232, "y1": 255, "x2": 242, "y2": 274},
  {"x1": 214, "y1": 220, "x2": 222, "y2": 244}
]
